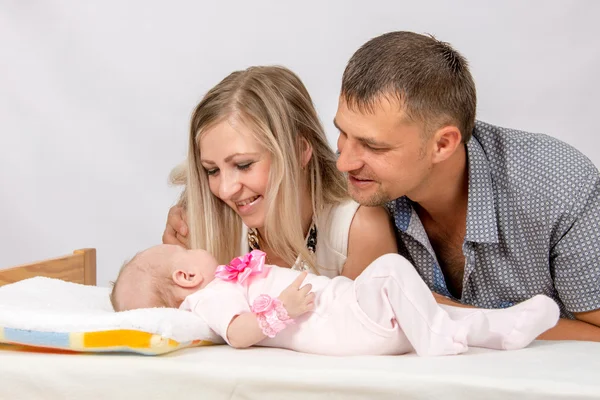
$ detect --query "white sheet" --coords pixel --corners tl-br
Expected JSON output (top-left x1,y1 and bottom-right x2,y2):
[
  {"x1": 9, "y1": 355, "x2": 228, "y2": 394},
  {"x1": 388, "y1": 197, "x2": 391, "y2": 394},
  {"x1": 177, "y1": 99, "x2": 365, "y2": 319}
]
[{"x1": 1, "y1": 340, "x2": 599, "y2": 400}]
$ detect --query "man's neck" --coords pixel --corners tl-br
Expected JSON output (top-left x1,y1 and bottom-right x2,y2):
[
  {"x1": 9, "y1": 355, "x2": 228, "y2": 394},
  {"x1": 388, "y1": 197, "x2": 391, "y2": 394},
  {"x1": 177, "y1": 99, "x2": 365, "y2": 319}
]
[{"x1": 413, "y1": 144, "x2": 469, "y2": 229}]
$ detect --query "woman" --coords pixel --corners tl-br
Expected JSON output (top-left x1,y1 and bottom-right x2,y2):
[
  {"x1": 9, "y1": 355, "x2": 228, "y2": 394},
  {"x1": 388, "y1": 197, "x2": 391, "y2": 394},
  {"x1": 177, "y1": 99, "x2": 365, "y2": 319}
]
[{"x1": 163, "y1": 65, "x2": 397, "y2": 279}]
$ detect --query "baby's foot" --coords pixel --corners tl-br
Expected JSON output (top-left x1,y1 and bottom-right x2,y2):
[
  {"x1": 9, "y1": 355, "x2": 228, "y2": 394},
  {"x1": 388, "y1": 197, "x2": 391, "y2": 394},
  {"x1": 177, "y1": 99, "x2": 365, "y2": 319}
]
[{"x1": 497, "y1": 295, "x2": 560, "y2": 350}]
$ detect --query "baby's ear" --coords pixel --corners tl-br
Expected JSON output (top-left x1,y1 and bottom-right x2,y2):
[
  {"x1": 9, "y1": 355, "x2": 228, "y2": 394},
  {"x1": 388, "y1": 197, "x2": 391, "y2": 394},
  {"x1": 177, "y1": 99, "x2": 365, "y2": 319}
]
[{"x1": 172, "y1": 268, "x2": 203, "y2": 288}]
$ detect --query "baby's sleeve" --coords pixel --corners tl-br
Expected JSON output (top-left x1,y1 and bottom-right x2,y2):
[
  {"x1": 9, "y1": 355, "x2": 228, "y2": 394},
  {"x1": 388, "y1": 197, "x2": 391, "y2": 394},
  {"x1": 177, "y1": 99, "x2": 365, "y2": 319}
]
[{"x1": 187, "y1": 285, "x2": 251, "y2": 343}]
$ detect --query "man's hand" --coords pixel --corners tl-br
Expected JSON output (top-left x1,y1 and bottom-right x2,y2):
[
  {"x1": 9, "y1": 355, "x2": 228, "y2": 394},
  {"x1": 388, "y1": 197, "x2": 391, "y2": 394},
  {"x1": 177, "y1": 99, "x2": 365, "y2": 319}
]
[
  {"x1": 278, "y1": 271, "x2": 315, "y2": 318},
  {"x1": 161, "y1": 205, "x2": 189, "y2": 249}
]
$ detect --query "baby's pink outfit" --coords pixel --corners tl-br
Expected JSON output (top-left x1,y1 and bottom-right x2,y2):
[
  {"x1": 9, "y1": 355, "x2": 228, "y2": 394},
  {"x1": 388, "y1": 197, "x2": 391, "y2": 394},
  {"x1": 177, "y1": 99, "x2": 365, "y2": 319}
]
[{"x1": 180, "y1": 253, "x2": 559, "y2": 356}]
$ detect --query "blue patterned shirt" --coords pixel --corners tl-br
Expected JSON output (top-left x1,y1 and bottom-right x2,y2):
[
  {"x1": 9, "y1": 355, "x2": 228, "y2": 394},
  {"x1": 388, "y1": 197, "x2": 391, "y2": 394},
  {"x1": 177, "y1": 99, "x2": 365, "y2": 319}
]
[{"x1": 387, "y1": 121, "x2": 600, "y2": 318}]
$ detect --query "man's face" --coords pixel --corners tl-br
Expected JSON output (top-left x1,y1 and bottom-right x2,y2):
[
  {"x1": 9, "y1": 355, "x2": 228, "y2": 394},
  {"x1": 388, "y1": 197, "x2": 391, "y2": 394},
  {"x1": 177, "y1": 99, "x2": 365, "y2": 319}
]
[{"x1": 334, "y1": 96, "x2": 434, "y2": 206}]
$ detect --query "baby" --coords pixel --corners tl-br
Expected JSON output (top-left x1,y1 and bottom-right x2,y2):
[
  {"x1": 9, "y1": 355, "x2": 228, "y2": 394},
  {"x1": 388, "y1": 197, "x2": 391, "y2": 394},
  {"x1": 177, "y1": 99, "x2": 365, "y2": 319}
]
[{"x1": 111, "y1": 244, "x2": 560, "y2": 357}]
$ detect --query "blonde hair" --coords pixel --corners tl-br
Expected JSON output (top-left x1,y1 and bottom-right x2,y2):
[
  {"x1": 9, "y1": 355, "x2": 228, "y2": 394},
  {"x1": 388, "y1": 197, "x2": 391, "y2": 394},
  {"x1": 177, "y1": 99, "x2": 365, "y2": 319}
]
[{"x1": 180, "y1": 66, "x2": 348, "y2": 271}]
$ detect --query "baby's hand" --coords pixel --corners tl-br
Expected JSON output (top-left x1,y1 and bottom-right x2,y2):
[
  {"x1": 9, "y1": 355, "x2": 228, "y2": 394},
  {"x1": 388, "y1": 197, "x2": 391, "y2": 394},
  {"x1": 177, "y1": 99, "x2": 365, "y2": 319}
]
[{"x1": 278, "y1": 271, "x2": 315, "y2": 319}]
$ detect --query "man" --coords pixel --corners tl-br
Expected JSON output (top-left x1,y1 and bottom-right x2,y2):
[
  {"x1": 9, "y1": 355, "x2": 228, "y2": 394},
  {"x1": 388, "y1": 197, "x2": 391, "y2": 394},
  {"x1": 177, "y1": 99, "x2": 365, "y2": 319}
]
[{"x1": 164, "y1": 31, "x2": 600, "y2": 340}]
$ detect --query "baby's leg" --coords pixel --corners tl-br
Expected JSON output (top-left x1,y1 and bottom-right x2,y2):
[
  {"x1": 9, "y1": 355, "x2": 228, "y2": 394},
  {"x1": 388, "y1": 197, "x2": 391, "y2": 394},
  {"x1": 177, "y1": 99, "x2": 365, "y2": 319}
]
[
  {"x1": 355, "y1": 254, "x2": 468, "y2": 357},
  {"x1": 439, "y1": 296, "x2": 560, "y2": 350}
]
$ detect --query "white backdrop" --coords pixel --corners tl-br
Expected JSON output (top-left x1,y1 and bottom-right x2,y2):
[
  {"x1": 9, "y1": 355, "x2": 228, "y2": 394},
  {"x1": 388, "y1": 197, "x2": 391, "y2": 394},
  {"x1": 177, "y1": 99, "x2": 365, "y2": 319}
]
[{"x1": 1, "y1": 0, "x2": 599, "y2": 286}]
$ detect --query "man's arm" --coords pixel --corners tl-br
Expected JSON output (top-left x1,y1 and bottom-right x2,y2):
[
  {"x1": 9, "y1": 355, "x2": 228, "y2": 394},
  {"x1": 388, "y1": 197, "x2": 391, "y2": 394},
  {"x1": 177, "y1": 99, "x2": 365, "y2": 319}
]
[
  {"x1": 537, "y1": 314, "x2": 600, "y2": 341},
  {"x1": 574, "y1": 308, "x2": 600, "y2": 326},
  {"x1": 548, "y1": 173, "x2": 600, "y2": 338}
]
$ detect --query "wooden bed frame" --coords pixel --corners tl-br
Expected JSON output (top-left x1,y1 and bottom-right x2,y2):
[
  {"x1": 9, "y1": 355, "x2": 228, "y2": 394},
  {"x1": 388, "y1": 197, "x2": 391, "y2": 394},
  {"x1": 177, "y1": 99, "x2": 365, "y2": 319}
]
[{"x1": 0, "y1": 249, "x2": 96, "y2": 287}]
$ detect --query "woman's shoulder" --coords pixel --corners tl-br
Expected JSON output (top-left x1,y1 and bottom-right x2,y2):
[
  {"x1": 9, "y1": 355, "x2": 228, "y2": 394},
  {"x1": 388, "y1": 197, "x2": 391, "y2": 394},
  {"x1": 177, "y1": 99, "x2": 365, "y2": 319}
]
[
  {"x1": 312, "y1": 199, "x2": 359, "y2": 276},
  {"x1": 320, "y1": 198, "x2": 361, "y2": 224},
  {"x1": 320, "y1": 199, "x2": 393, "y2": 229}
]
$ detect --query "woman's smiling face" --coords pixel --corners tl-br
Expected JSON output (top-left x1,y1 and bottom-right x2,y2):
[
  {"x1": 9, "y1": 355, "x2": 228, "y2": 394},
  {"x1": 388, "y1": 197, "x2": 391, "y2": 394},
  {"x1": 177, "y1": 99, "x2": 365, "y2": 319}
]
[{"x1": 199, "y1": 117, "x2": 272, "y2": 229}]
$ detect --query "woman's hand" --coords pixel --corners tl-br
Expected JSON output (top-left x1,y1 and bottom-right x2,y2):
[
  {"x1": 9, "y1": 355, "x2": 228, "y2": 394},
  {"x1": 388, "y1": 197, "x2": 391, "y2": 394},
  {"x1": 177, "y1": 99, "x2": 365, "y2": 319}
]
[
  {"x1": 278, "y1": 271, "x2": 315, "y2": 318},
  {"x1": 162, "y1": 205, "x2": 190, "y2": 248}
]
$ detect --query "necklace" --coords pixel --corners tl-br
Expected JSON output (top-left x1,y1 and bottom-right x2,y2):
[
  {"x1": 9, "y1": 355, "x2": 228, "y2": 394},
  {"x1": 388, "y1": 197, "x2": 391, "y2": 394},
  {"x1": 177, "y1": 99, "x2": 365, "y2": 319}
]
[{"x1": 247, "y1": 221, "x2": 318, "y2": 271}]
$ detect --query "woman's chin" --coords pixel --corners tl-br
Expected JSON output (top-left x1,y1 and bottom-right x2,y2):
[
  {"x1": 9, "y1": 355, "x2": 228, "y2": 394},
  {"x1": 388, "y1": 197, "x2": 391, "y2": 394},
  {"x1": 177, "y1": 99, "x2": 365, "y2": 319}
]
[{"x1": 240, "y1": 216, "x2": 266, "y2": 230}]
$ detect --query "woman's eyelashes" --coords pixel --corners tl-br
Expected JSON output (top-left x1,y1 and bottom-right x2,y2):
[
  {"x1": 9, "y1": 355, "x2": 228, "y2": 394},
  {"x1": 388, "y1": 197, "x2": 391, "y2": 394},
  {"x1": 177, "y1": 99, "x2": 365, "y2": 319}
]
[
  {"x1": 204, "y1": 162, "x2": 254, "y2": 176},
  {"x1": 236, "y1": 162, "x2": 254, "y2": 171}
]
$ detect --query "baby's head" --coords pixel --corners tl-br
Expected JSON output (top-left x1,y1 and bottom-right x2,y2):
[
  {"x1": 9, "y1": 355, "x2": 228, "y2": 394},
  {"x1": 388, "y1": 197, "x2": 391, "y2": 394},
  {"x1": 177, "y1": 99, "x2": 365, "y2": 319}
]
[{"x1": 110, "y1": 244, "x2": 218, "y2": 312}]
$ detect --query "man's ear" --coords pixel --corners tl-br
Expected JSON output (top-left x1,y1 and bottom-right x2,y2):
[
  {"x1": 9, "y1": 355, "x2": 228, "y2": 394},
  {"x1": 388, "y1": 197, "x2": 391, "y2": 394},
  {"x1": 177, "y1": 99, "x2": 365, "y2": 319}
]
[
  {"x1": 172, "y1": 269, "x2": 203, "y2": 288},
  {"x1": 299, "y1": 137, "x2": 313, "y2": 168},
  {"x1": 430, "y1": 125, "x2": 462, "y2": 164}
]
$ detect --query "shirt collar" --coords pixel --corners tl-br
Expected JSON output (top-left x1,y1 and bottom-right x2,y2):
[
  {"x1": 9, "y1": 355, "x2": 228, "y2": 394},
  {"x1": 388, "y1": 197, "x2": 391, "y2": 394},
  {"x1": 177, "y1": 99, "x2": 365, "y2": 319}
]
[
  {"x1": 464, "y1": 135, "x2": 499, "y2": 244},
  {"x1": 388, "y1": 135, "x2": 499, "y2": 244}
]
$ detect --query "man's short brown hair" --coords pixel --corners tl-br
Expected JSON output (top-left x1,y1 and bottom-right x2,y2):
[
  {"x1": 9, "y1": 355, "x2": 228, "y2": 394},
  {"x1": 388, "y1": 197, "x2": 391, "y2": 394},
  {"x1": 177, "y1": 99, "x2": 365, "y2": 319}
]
[{"x1": 341, "y1": 31, "x2": 477, "y2": 141}]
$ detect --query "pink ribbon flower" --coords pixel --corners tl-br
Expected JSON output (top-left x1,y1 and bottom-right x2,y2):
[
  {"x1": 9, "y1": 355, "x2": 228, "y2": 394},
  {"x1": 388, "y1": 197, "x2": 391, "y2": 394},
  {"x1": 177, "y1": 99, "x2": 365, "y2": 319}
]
[
  {"x1": 251, "y1": 294, "x2": 274, "y2": 313},
  {"x1": 215, "y1": 250, "x2": 268, "y2": 285}
]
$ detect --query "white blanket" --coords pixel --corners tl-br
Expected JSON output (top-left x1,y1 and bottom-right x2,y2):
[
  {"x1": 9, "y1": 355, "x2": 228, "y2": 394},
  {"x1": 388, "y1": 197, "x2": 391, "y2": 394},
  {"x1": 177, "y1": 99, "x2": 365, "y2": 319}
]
[{"x1": 0, "y1": 277, "x2": 221, "y2": 352}]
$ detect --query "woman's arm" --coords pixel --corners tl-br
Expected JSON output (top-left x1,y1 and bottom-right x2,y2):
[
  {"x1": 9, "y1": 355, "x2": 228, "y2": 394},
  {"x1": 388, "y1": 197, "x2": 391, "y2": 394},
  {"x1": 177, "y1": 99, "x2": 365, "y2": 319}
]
[{"x1": 342, "y1": 205, "x2": 398, "y2": 280}]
